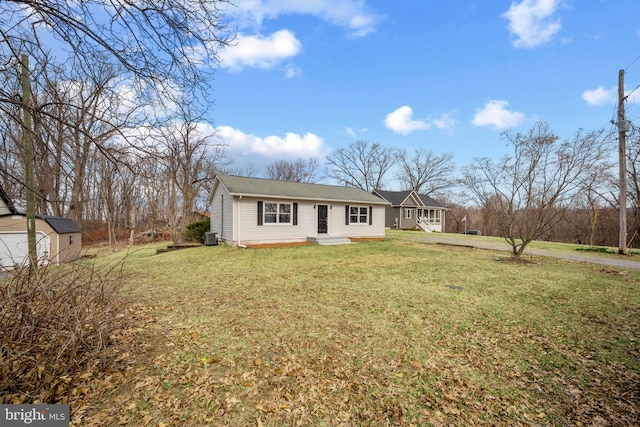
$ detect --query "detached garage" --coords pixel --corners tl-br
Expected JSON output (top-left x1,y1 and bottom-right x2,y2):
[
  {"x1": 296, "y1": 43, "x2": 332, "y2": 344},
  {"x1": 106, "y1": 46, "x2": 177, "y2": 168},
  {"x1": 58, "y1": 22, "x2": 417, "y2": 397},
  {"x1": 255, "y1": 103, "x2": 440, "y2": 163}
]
[{"x1": 0, "y1": 185, "x2": 82, "y2": 269}]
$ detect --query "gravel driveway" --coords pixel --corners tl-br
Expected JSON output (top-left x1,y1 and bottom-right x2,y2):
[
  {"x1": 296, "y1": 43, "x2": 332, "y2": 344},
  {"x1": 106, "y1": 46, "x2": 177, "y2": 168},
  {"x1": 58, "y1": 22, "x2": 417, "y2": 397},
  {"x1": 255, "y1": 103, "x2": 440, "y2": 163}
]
[{"x1": 414, "y1": 235, "x2": 640, "y2": 270}]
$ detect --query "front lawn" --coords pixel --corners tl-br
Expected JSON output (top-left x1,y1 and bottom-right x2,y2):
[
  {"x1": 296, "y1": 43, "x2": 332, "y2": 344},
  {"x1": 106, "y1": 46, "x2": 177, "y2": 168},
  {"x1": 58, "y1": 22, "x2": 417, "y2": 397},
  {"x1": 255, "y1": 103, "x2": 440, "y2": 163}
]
[{"x1": 75, "y1": 234, "x2": 639, "y2": 426}]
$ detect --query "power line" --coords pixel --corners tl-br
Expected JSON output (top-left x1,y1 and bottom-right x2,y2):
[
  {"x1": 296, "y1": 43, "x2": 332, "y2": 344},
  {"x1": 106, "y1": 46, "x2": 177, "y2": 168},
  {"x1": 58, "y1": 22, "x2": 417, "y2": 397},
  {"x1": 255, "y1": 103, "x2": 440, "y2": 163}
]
[
  {"x1": 625, "y1": 81, "x2": 640, "y2": 100},
  {"x1": 625, "y1": 54, "x2": 640, "y2": 71}
]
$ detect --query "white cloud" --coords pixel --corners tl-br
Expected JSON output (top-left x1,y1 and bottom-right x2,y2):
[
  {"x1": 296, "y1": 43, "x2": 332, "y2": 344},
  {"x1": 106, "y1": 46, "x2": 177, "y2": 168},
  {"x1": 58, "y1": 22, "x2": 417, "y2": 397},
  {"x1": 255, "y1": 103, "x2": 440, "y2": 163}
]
[
  {"x1": 384, "y1": 106, "x2": 457, "y2": 135},
  {"x1": 344, "y1": 126, "x2": 369, "y2": 139},
  {"x1": 227, "y1": 0, "x2": 381, "y2": 38},
  {"x1": 284, "y1": 63, "x2": 301, "y2": 78},
  {"x1": 384, "y1": 106, "x2": 429, "y2": 135},
  {"x1": 216, "y1": 126, "x2": 326, "y2": 159},
  {"x1": 581, "y1": 86, "x2": 616, "y2": 106},
  {"x1": 502, "y1": 0, "x2": 562, "y2": 48},
  {"x1": 219, "y1": 30, "x2": 302, "y2": 72},
  {"x1": 431, "y1": 111, "x2": 458, "y2": 130},
  {"x1": 581, "y1": 86, "x2": 640, "y2": 106},
  {"x1": 472, "y1": 100, "x2": 525, "y2": 130}
]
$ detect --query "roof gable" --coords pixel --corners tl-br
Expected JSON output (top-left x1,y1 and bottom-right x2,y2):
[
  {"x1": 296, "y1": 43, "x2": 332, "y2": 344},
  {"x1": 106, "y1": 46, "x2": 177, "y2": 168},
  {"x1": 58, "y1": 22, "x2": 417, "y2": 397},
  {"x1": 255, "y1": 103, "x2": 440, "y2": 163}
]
[
  {"x1": 373, "y1": 189, "x2": 413, "y2": 206},
  {"x1": 213, "y1": 175, "x2": 388, "y2": 204},
  {"x1": 374, "y1": 189, "x2": 446, "y2": 209},
  {"x1": 0, "y1": 183, "x2": 17, "y2": 215}
]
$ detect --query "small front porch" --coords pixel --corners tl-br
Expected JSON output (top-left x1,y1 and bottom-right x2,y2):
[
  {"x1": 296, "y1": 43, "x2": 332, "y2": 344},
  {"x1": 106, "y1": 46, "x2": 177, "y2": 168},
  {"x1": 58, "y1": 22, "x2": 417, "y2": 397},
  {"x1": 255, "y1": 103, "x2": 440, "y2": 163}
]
[
  {"x1": 307, "y1": 235, "x2": 353, "y2": 246},
  {"x1": 416, "y1": 208, "x2": 443, "y2": 232}
]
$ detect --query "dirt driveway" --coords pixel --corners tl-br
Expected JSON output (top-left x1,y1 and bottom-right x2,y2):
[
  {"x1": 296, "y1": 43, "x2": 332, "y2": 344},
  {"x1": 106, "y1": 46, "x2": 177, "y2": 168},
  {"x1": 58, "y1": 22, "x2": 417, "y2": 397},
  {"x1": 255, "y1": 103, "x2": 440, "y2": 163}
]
[{"x1": 414, "y1": 234, "x2": 640, "y2": 270}]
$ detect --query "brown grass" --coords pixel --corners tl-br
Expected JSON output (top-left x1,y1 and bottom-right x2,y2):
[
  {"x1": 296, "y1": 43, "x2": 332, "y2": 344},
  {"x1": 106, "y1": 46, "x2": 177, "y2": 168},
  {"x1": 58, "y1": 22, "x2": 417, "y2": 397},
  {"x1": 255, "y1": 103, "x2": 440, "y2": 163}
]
[{"x1": 34, "y1": 235, "x2": 640, "y2": 426}]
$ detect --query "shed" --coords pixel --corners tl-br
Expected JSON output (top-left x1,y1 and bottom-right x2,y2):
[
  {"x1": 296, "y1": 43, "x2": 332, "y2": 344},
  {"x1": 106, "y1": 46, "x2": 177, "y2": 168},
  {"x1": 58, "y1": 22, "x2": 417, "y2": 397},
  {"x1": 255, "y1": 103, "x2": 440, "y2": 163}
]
[{"x1": 0, "y1": 185, "x2": 82, "y2": 269}]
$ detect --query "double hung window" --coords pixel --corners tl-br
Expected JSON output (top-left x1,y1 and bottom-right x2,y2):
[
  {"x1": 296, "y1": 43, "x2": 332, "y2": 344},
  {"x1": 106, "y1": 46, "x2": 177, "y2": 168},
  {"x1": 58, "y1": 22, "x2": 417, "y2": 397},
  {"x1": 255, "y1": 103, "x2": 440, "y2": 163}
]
[
  {"x1": 264, "y1": 202, "x2": 291, "y2": 224},
  {"x1": 349, "y1": 206, "x2": 368, "y2": 224}
]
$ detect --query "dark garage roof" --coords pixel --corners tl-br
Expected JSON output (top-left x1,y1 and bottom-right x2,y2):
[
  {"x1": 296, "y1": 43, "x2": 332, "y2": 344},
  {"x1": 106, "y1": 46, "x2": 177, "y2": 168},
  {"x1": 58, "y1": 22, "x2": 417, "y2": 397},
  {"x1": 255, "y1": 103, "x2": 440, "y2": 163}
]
[
  {"x1": 36, "y1": 215, "x2": 81, "y2": 233},
  {"x1": 0, "y1": 213, "x2": 81, "y2": 233}
]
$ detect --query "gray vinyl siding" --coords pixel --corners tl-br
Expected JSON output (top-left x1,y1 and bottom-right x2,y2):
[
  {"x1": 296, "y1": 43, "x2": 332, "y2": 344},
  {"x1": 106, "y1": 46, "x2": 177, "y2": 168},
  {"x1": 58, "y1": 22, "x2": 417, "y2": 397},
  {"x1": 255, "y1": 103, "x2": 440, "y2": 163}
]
[
  {"x1": 400, "y1": 207, "x2": 417, "y2": 229},
  {"x1": 233, "y1": 197, "x2": 385, "y2": 245},
  {"x1": 385, "y1": 205, "x2": 398, "y2": 228},
  {"x1": 210, "y1": 183, "x2": 234, "y2": 244},
  {"x1": 208, "y1": 175, "x2": 388, "y2": 245},
  {"x1": 236, "y1": 197, "x2": 312, "y2": 245}
]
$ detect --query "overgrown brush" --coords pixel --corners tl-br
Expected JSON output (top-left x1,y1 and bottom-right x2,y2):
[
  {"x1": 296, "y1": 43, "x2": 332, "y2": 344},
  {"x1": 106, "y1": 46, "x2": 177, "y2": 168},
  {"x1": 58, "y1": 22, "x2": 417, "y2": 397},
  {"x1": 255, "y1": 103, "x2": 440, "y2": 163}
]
[{"x1": 0, "y1": 258, "x2": 129, "y2": 404}]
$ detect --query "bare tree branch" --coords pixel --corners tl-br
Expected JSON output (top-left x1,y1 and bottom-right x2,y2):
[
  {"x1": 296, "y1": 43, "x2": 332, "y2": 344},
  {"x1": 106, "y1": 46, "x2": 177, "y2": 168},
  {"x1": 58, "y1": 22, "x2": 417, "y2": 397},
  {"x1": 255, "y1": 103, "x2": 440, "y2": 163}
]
[
  {"x1": 326, "y1": 140, "x2": 399, "y2": 191},
  {"x1": 461, "y1": 122, "x2": 612, "y2": 258},
  {"x1": 396, "y1": 148, "x2": 455, "y2": 195}
]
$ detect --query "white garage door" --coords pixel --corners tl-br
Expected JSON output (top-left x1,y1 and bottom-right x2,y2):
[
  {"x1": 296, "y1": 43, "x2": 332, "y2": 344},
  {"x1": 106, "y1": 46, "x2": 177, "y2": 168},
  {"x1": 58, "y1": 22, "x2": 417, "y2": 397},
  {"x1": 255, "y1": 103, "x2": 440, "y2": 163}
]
[{"x1": 0, "y1": 232, "x2": 50, "y2": 270}]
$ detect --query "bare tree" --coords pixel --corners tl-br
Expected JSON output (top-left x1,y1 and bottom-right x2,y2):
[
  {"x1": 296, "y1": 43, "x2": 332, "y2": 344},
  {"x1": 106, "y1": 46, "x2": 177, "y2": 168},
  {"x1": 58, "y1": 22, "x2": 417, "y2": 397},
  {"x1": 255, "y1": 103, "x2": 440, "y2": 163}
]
[
  {"x1": 0, "y1": 0, "x2": 233, "y2": 237},
  {"x1": 625, "y1": 126, "x2": 640, "y2": 247},
  {"x1": 396, "y1": 149, "x2": 455, "y2": 195},
  {"x1": 151, "y1": 99, "x2": 227, "y2": 242},
  {"x1": 461, "y1": 122, "x2": 611, "y2": 258},
  {"x1": 266, "y1": 157, "x2": 320, "y2": 182},
  {"x1": 231, "y1": 162, "x2": 260, "y2": 178},
  {"x1": 326, "y1": 140, "x2": 399, "y2": 191},
  {"x1": 1, "y1": 0, "x2": 233, "y2": 95}
]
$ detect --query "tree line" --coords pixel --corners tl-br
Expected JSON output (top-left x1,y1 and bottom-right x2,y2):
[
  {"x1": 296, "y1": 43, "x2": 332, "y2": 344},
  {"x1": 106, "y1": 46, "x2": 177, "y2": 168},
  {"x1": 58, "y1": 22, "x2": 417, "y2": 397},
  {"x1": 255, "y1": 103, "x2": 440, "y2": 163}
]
[{"x1": 320, "y1": 131, "x2": 640, "y2": 255}]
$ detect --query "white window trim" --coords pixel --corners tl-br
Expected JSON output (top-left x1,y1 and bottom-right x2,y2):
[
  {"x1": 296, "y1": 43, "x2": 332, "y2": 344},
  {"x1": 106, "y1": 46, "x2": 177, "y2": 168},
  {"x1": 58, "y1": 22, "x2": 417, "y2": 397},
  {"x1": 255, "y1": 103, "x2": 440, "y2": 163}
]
[
  {"x1": 404, "y1": 208, "x2": 413, "y2": 219},
  {"x1": 264, "y1": 201, "x2": 292, "y2": 225},
  {"x1": 349, "y1": 205, "x2": 369, "y2": 225}
]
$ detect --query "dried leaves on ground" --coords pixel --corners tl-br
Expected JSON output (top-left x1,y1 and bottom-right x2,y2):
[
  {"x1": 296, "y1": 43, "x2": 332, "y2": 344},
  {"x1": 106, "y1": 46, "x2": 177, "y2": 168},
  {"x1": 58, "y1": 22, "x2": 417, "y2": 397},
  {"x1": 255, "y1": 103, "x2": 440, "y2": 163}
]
[{"x1": 5, "y1": 238, "x2": 639, "y2": 426}]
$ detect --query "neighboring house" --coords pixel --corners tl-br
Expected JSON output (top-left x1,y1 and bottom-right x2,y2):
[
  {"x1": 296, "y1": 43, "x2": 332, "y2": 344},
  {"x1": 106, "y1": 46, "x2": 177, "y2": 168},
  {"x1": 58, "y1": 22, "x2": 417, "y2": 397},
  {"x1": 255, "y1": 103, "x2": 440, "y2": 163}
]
[
  {"x1": 208, "y1": 174, "x2": 389, "y2": 246},
  {"x1": 373, "y1": 189, "x2": 446, "y2": 232},
  {"x1": 0, "y1": 185, "x2": 82, "y2": 269}
]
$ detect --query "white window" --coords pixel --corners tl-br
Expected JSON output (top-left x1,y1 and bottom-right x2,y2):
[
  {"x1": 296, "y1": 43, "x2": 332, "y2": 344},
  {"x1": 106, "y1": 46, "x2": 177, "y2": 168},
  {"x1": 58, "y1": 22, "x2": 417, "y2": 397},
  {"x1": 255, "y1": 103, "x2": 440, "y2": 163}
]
[
  {"x1": 404, "y1": 208, "x2": 413, "y2": 219},
  {"x1": 264, "y1": 202, "x2": 291, "y2": 224},
  {"x1": 349, "y1": 206, "x2": 368, "y2": 224}
]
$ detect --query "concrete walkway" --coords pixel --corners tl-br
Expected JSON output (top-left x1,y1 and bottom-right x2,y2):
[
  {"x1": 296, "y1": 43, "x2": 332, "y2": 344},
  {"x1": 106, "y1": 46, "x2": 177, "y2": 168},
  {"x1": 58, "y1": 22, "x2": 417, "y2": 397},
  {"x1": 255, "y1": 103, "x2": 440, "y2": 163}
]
[{"x1": 414, "y1": 235, "x2": 640, "y2": 270}]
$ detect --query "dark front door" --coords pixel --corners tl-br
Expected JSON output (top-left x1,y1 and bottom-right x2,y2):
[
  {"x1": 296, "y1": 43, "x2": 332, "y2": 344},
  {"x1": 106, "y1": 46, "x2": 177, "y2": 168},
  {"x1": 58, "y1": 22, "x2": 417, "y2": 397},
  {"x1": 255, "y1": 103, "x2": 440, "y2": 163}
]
[{"x1": 317, "y1": 204, "x2": 328, "y2": 234}]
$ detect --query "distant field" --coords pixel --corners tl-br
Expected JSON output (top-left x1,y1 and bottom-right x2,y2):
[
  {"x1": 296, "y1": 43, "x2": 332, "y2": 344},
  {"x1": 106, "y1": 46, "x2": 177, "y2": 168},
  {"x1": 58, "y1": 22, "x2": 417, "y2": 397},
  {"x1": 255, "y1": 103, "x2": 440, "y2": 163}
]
[{"x1": 77, "y1": 232, "x2": 640, "y2": 426}]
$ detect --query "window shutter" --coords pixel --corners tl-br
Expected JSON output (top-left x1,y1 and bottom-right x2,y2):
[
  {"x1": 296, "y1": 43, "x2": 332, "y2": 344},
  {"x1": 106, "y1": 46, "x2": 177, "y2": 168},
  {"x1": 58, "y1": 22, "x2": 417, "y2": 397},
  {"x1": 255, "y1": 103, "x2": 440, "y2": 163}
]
[
  {"x1": 369, "y1": 206, "x2": 373, "y2": 225},
  {"x1": 257, "y1": 201, "x2": 263, "y2": 226},
  {"x1": 293, "y1": 203, "x2": 298, "y2": 225},
  {"x1": 345, "y1": 205, "x2": 350, "y2": 225}
]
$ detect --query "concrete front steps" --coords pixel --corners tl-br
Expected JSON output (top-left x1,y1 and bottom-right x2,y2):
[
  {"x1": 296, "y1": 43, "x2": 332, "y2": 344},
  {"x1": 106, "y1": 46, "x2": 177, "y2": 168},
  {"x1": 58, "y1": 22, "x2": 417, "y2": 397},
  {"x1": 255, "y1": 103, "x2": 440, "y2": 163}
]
[{"x1": 307, "y1": 236, "x2": 353, "y2": 246}]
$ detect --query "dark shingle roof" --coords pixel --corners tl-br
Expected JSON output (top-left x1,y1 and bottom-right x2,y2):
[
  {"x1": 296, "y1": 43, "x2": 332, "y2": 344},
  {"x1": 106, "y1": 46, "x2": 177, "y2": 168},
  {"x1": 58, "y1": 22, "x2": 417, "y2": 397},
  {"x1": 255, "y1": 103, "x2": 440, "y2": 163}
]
[
  {"x1": 374, "y1": 189, "x2": 413, "y2": 206},
  {"x1": 418, "y1": 194, "x2": 446, "y2": 209},
  {"x1": 36, "y1": 215, "x2": 81, "y2": 233},
  {"x1": 374, "y1": 189, "x2": 446, "y2": 209},
  {"x1": 0, "y1": 184, "x2": 81, "y2": 233},
  {"x1": 215, "y1": 175, "x2": 388, "y2": 204},
  {"x1": 0, "y1": 212, "x2": 81, "y2": 233}
]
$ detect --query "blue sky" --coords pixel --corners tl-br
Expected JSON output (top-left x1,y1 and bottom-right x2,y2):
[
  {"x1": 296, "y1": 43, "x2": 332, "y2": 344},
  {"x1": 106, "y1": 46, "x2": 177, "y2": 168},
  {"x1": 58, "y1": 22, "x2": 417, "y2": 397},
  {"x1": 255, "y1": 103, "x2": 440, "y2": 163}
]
[{"x1": 208, "y1": 0, "x2": 640, "y2": 185}]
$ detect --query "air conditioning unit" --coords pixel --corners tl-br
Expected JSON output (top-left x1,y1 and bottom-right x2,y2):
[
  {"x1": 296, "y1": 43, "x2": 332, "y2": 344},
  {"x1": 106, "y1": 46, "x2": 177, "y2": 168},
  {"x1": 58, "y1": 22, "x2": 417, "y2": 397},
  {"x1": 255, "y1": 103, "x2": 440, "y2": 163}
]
[{"x1": 204, "y1": 232, "x2": 218, "y2": 246}]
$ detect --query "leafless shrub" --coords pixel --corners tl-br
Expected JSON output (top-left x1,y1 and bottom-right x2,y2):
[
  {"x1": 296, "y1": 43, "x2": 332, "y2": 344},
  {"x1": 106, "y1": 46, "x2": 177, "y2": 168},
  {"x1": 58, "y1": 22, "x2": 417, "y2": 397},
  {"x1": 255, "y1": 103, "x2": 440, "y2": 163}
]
[{"x1": 0, "y1": 258, "x2": 128, "y2": 403}]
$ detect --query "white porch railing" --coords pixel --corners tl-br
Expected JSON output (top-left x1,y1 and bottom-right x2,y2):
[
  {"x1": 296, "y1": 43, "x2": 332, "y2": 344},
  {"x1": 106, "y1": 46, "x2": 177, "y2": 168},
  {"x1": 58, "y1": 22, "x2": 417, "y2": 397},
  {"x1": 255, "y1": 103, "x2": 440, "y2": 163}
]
[{"x1": 417, "y1": 217, "x2": 433, "y2": 232}]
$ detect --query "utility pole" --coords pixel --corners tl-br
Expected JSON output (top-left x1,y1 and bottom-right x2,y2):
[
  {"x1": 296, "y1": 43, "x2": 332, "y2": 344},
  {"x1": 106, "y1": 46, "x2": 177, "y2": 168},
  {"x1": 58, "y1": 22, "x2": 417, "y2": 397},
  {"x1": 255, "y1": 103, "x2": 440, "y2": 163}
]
[
  {"x1": 618, "y1": 69, "x2": 628, "y2": 255},
  {"x1": 21, "y1": 54, "x2": 38, "y2": 271}
]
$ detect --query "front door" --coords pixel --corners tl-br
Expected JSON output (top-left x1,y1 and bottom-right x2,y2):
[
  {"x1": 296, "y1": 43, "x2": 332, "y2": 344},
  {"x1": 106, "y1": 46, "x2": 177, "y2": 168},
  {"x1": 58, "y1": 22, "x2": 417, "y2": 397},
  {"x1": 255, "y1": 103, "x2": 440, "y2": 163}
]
[{"x1": 317, "y1": 204, "x2": 328, "y2": 234}]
